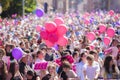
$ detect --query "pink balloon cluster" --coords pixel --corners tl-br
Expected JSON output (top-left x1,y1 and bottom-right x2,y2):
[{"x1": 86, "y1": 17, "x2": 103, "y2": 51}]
[
  {"x1": 98, "y1": 24, "x2": 115, "y2": 46},
  {"x1": 40, "y1": 18, "x2": 68, "y2": 47}
]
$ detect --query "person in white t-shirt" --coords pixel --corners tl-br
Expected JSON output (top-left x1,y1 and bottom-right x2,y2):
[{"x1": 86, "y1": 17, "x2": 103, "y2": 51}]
[
  {"x1": 34, "y1": 50, "x2": 48, "y2": 79},
  {"x1": 83, "y1": 54, "x2": 100, "y2": 80},
  {"x1": 76, "y1": 52, "x2": 87, "y2": 80},
  {"x1": 110, "y1": 39, "x2": 119, "y2": 59}
]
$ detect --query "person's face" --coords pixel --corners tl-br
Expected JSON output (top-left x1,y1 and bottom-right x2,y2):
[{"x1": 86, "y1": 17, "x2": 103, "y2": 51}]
[
  {"x1": 63, "y1": 67, "x2": 69, "y2": 72},
  {"x1": 22, "y1": 56, "x2": 28, "y2": 63},
  {"x1": 27, "y1": 74, "x2": 33, "y2": 80},
  {"x1": 38, "y1": 51, "x2": 45, "y2": 59},
  {"x1": 87, "y1": 59, "x2": 93, "y2": 65},
  {"x1": 6, "y1": 46, "x2": 11, "y2": 52},
  {"x1": 81, "y1": 53, "x2": 87, "y2": 61},
  {"x1": 48, "y1": 67, "x2": 55, "y2": 74},
  {"x1": 15, "y1": 63, "x2": 19, "y2": 71},
  {"x1": 21, "y1": 43, "x2": 25, "y2": 48},
  {"x1": 96, "y1": 47, "x2": 100, "y2": 52},
  {"x1": 25, "y1": 42, "x2": 29, "y2": 48}
]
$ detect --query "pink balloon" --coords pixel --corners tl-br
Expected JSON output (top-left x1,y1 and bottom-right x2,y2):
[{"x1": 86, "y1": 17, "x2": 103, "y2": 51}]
[
  {"x1": 36, "y1": 25, "x2": 41, "y2": 32},
  {"x1": 104, "y1": 37, "x2": 111, "y2": 46},
  {"x1": 83, "y1": 12, "x2": 90, "y2": 18},
  {"x1": 54, "y1": 17, "x2": 64, "y2": 26},
  {"x1": 57, "y1": 36, "x2": 68, "y2": 46},
  {"x1": 45, "y1": 22, "x2": 57, "y2": 32},
  {"x1": 86, "y1": 32, "x2": 96, "y2": 41},
  {"x1": 99, "y1": 24, "x2": 106, "y2": 33},
  {"x1": 106, "y1": 28, "x2": 115, "y2": 37},
  {"x1": 57, "y1": 24, "x2": 68, "y2": 36},
  {"x1": 45, "y1": 40, "x2": 54, "y2": 47},
  {"x1": 109, "y1": 10, "x2": 114, "y2": 16},
  {"x1": 48, "y1": 33, "x2": 59, "y2": 43},
  {"x1": 40, "y1": 30, "x2": 48, "y2": 40},
  {"x1": 0, "y1": 18, "x2": 2, "y2": 22},
  {"x1": 84, "y1": 19, "x2": 90, "y2": 25}
]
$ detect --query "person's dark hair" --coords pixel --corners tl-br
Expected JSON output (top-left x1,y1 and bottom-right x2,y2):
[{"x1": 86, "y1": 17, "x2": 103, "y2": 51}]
[
  {"x1": 72, "y1": 51, "x2": 79, "y2": 58},
  {"x1": 64, "y1": 50, "x2": 72, "y2": 55},
  {"x1": 36, "y1": 50, "x2": 42, "y2": 57},
  {"x1": 74, "y1": 48, "x2": 80, "y2": 52},
  {"x1": 27, "y1": 70, "x2": 34, "y2": 77},
  {"x1": 19, "y1": 42, "x2": 23, "y2": 46},
  {"x1": 117, "y1": 44, "x2": 120, "y2": 48},
  {"x1": 61, "y1": 56, "x2": 68, "y2": 62},
  {"x1": 42, "y1": 74, "x2": 51, "y2": 80},
  {"x1": 110, "y1": 39, "x2": 118, "y2": 47},
  {"x1": 62, "y1": 61, "x2": 71, "y2": 69},
  {"x1": 0, "y1": 60, "x2": 8, "y2": 80},
  {"x1": 79, "y1": 52, "x2": 85, "y2": 62},
  {"x1": 86, "y1": 54, "x2": 94, "y2": 61},
  {"x1": 27, "y1": 70, "x2": 38, "y2": 80},
  {"x1": 24, "y1": 49, "x2": 30, "y2": 53},
  {"x1": 85, "y1": 46, "x2": 90, "y2": 50},
  {"x1": 89, "y1": 50, "x2": 97, "y2": 55},
  {"x1": 103, "y1": 56, "x2": 115, "y2": 73},
  {"x1": 9, "y1": 61, "x2": 16, "y2": 78},
  {"x1": 96, "y1": 37, "x2": 102, "y2": 41},
  {"x1": 82, "y1": 36, "x2": 87, "y2": 44},
  {"x1": 117, "y1": 54, "x2": 120, "y2": 61}
]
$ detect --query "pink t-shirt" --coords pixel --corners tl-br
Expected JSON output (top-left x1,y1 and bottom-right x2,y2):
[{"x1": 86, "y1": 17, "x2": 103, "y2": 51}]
[{"x1": 111, "y1": 46, "x2": 119, "y2": 58}]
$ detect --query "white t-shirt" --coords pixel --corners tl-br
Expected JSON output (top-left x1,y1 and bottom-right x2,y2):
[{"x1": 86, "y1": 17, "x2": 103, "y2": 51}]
[
  {"x1": 83, "y1": 61, "x2": 100, "y2": 80},
  {"x1": 76, "y1": 61, "x2": 85, "y2": 80}
]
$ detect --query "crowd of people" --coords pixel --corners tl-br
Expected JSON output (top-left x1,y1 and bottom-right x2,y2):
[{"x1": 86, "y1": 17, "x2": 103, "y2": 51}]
[{"x1": 0, "y1": 10, "x2": 120, "y2": 80}]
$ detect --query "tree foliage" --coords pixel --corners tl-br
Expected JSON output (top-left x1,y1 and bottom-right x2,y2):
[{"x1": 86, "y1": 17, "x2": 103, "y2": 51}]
[{"x1": 0, "y1": 0, "x2": 36, "y2": 18}]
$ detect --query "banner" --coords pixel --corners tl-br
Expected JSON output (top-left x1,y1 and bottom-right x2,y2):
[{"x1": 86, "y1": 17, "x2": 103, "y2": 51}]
[{"x1": 34, "y1": 62, "x2": 48, "y2": 70}]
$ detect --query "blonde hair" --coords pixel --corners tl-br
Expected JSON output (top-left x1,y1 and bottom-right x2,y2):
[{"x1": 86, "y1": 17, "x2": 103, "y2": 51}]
[{"x1": 0, "y1": 48, "x2": 6, "y2": 56}]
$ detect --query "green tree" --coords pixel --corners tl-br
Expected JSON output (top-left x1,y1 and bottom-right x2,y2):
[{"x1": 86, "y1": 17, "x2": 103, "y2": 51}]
[
  {"x1": 0, "y1": 0, "x2": 36, "y2": 18},
  {"x1": 0, "y1": 0, "x2": 12, "y2": 11},
  {"x1": 24, "y1": 0, "x2": 36, "y2": 13}
]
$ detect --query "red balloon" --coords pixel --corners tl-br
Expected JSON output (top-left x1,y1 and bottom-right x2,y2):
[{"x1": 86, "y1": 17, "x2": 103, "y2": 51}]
[
  {"x1": 104, "y1": 37, "x2": 111, "y2": 46},
  {"x1": 36, "y1": 25, "x2": 41, "y2": 32},
  {"x1": 57, "y1": 24, "x2": 68, "y2": 36},
  {"x1": 54, "y1": 17, "x2": 64, "y2": 26},
  {"x1": 99, "y1": 24, "x2": 106, "y2": 33},
  {"x1": 57, "y1": 36, "x2": 68, "y2": 46},
  {"x1": 48, "y1": 33, "x2": 59, "y2": 43},
  {"x1": 106, "y1": 27, "x2": 115, "y2": 37},
  {"x1": 40, "y1": 30, "x2": 48, "y2": 40},
  {"x1": 86, "y1": 32, "x2": 96, "y2": 41},
  {"x1": 45, "y1": 40, "x2": 54, "y2": 47},
  {"x1": 109, "y1": 10, "x2": 114, "y2": 16},
  {"x1": 45, "y1": 21, "x2": 57, "y2": 32}
]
